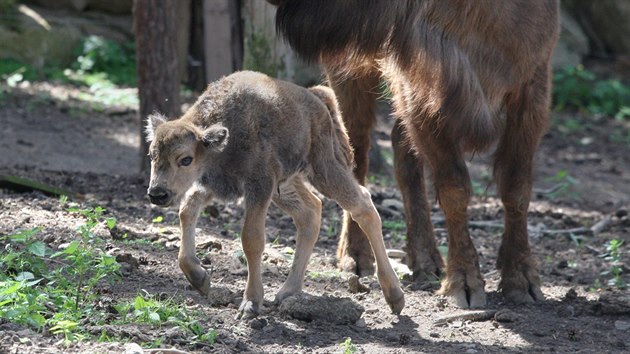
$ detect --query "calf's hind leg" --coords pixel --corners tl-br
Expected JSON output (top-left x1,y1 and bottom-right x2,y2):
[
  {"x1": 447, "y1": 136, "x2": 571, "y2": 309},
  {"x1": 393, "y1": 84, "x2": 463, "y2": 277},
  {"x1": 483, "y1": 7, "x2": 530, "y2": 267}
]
[
  {"x1": 327, "y1": 72, "x2": 380, "y2": 276},
  {"x1": 237, "y1": 190, "x2": 273, "y2": 319},
  {"x1": 310, "y1": 165, "x2": 405, "y2": 314},
  {"x1": 272, "y1": 176, "x2": 322, "y2": 303}
]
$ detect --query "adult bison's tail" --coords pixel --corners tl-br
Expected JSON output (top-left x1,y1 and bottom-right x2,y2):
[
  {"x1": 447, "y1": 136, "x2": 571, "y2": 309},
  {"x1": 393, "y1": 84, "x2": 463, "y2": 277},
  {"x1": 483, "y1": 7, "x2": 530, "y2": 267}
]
[{"x1": 308, "y1": 85, "x2": 354, "y2": 167}]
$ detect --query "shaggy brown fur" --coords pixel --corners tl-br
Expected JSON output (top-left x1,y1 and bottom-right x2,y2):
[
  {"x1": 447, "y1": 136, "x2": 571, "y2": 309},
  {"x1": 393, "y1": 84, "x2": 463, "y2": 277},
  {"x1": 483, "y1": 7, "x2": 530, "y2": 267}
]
[
  {"x1": 145, "y1": 71, "x2": 404, "y2": 318},
  {"x1": 271, "y1": 0, "x2": 560, "y2": 307}
]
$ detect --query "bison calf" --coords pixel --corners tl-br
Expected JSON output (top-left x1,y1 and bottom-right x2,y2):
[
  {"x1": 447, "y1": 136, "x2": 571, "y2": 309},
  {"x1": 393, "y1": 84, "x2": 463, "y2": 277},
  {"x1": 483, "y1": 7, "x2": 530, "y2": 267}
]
[{"x1": 145, "y1": 71, "x2": 404, "y2": 318}]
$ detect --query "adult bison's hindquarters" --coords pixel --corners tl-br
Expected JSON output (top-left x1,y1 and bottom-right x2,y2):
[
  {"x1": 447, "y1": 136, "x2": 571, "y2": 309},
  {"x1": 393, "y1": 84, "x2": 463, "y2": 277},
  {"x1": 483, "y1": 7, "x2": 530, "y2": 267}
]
[
  {"x1": 145, "y1": 71, "x2": 404, "y2": 319},
  {"x1": 271, "y1": 0, "x2": 560, "y2": 307}
]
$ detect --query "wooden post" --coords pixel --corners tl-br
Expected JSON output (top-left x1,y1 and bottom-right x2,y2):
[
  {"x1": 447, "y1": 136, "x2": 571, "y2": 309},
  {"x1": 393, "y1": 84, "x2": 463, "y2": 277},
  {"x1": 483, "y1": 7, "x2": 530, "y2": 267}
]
[{"x1": 202, "y1": 0, "x2": 243, "y2": 82}]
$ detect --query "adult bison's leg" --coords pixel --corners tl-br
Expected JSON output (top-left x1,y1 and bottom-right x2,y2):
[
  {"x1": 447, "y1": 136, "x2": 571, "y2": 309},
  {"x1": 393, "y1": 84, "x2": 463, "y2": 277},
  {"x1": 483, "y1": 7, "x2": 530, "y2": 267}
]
[
  {"x1": 494, "y1": 65, "x2": 551, "y2": 304},
  {"x1": 391, "y1": 120, "x2": 444, "y2": 281},
  {"x1": 409, "y1": 124, "x2": 486, "y2": 308},
  {"x1": 327, "y1": 72, "x2": 380, "y2": 276}
]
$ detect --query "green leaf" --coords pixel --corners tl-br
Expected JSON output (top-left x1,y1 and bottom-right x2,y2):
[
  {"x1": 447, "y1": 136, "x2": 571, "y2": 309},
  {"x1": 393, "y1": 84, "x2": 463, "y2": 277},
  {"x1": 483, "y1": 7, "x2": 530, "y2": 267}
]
[
  {"x1": 28, "y1": 241, "x2": 46, "y2": 257},
  {"x1": 134, "y1": 295, "x2": 147, "y2": 310},
  {"x1": 28, "y1": 313, "x2": 46, "y2": 328},
  {"x1": 149, "y1": 312, "x2": 160, "y2": 322},
  {"x1": 105, "y1": 217, "x2": 117, "y2": 230},
  {"x1": 14, "y1": 272, "x2": 34, "y2": 281},
  {"x1": 0, "y1": 281, "x2": 23, "y2": 296},
  {"x1": 152, "y1": 216, "x2": 164, "y2": 223}
]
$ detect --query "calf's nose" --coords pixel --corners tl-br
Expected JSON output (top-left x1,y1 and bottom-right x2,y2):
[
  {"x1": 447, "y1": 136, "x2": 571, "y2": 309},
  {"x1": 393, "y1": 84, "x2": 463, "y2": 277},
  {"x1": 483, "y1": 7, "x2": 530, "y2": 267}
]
[{"x1": 148, "y1": 187, "x2": 171, "y2": 205}]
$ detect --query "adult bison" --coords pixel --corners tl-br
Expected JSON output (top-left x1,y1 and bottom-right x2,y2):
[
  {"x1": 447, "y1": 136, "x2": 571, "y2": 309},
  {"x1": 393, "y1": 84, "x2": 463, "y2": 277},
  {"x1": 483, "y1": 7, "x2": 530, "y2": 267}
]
[{"x1": 270, "y1": 0, "x2": 560, "y2": 307}]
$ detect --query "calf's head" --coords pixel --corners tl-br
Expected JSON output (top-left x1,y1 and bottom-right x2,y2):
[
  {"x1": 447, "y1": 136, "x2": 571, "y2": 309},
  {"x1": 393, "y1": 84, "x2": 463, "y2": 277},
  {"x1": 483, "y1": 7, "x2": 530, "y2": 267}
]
[{"x1": 145, "y1": 113, "x2": 229, "y2": 207}]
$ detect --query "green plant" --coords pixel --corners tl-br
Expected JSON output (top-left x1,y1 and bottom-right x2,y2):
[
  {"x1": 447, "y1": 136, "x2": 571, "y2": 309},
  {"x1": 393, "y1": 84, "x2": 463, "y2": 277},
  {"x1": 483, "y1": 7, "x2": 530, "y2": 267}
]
[
  {"x1": 0, "y1": 0, "x2": 17, "y2": 11},
  {"x1": 340, "y1": 337, "x2": 357, "y2": 354},
  {"x1": 56, "y1": 206, "x2": 120, "y2": 310},
  {"x1": 307, "y1": 270, "x2": 343, "y2": 280},
  {"x1": 544, "y1": 170, "x2": 578, "y2": 199},
  {"x1": 0, "y1": 206, "x2": 121, "y2": 343},
  {"x1": 114, "y1": 293, "x2": 218, "y2": 345},
  {"x1": 601, "y1": 239, "x2": 626, "y2": 289},
  {"x1": 73, "y1": 35, "x2": 137, "y2": 87},
  {"x1": 244, "y1": 30, "x2": 282, "y2": 77},
  {"x1": 383, "y1": 219, "x2": 406, "y2": 243},
  {"x1": 553, "y1": 65, "x2": 630, "y2": 120}
]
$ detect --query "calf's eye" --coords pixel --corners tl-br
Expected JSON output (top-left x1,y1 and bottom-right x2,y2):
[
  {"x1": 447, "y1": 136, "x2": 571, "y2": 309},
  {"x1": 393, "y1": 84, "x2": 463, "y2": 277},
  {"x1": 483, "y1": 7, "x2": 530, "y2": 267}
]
[{"x1": 180, "y1": 156, "x2": 193, "y2": 166}]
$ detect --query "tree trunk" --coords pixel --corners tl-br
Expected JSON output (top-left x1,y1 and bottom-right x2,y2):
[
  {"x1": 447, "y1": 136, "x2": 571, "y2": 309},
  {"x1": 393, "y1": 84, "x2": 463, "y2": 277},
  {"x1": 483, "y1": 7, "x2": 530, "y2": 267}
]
[{"x1": 133, "y1": 0, "x2": 181, "y2": 172}]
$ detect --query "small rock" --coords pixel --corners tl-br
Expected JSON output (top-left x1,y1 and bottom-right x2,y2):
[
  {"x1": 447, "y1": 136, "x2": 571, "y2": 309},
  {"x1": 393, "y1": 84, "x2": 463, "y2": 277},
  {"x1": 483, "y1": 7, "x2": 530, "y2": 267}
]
[
  {"x1": 615, "y1": 321, "x2": 630, "y2": 331},
  {"x1": 165, "y1": 240, "x2": 179, "y2": 249},
  {"x1": 124, "y1": 342, "x2": 144, "y2": 354},
  {"x1": 465, "y1": 349, "x2": 478, "y2": 354},
  {"x1": 564, "y1": 288, "x2": 578, "y2": 300},
  {"x1": 557, "y1": 305, "x2": 575, "y2": 318},
  {"x1": 279, "y1": 293, "x2": 364, "y2": 325},
  {"x1": 429, "y1": 332, "x2": 440, "y2": 338},
  {"x1": 229, "y1": 251, "x2": 248, "y2": 275},
  {"x1": 205, "y1": 287, "x2": 237, "y2": 307},
  {"x1": 355, "y1": 318, "x2": 367, "y2": 328},
  {"x1": 201, "y1": 253, "x2": 212, "y2": 266},
  {"x1": 399, "y1": 333, "x2": 411, "y2": 345},
  {"x1": 386, "y1": 333, "x2": 398, "y2": 342},
  {"x1": 450, "y1": 320, "x2": 464, "y2": 328},
  {"x1": 598, "y1": 293, "x2": 630, "y2": 315},
  {"x1": 197, "y1": 239, "x2": 222, "y2": 251},
  {"x1": 116, "y1": 253, "x2": 140, "y2": 269},
  {"x1": 165, "y1": 233, "x2": 179, "y2": 241},
  {"x1": 249, "y1": 318, "x2": 267, "y2": 330},
  {"x1": 163, "y1": 325, "x2": 186, "y2": 339},
  {"x1": 494, "y1": 309, "x2": 522, "y2": 323},
  {"x1": 381, "y1": 198, "x2": 404, "y2": 212},
  {"x1": 204, "y1": 205, "x2": 220, "y2": 218}
]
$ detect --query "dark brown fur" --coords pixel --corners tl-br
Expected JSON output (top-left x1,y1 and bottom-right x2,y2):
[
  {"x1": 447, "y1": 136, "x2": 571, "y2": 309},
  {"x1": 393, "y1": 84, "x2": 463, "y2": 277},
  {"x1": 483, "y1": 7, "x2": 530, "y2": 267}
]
[{"x1": 272, "y1": 0, "x2": 560, "y2": 307}]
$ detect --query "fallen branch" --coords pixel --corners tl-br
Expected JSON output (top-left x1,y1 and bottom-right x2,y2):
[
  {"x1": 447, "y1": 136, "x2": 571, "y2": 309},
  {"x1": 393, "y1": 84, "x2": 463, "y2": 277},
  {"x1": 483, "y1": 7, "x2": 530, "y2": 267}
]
[
  {"x1": 433, "y1": 310, "x2": 498, "y2": 326},
  {"x1": 0, "y1": 175, "x2": 77, "y2": 198},
  {"x1": 590, "y1": 217, "x2": 612, "y2": 235}
]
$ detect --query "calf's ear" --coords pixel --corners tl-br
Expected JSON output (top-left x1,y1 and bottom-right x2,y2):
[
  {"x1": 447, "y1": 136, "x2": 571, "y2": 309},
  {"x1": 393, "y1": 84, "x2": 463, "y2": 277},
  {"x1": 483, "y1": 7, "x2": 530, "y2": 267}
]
[
  {"x1": 201, "y1": 124, "x2": 229, "y2": 151},
  {"x1": 145, "y1": 112, "x2": 167, "y2": 142}
]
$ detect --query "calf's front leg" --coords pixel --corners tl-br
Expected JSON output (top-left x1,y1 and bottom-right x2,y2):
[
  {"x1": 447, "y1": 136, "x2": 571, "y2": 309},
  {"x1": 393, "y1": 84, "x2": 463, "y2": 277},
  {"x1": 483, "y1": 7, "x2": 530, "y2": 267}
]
[{"x1": 178, "y1": 188, "x2": 213, "y2": 295}]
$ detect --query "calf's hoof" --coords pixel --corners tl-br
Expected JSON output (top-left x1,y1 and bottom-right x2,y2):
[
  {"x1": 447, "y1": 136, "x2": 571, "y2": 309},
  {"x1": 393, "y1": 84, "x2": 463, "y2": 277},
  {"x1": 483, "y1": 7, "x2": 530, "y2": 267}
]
[
  {"x1": 184, "y1": 267, "x2": 212, "y2": 296},
  {"x1": 386, "y1": 289, "x2": 405, "y2": 315},
  {"x1": 236, "y1": 300, "x2": 260, "y2": 320}
]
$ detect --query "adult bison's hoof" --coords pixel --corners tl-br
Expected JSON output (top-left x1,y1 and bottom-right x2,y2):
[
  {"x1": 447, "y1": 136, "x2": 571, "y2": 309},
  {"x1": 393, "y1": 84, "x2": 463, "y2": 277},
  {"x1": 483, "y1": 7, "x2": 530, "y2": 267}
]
[
  {"x1": 439, "y1": 269, "x2": 487, "y2": 308},
  {"x1": 500, "y1": 261, "x2": 544, "y2": 304}
]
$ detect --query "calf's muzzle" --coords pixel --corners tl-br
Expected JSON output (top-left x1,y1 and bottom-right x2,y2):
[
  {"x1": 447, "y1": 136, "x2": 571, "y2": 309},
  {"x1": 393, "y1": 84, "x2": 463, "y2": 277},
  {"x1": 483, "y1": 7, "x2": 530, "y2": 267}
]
[{"x1": 147, "y1": 186, "x2": 172, "y2": 206}]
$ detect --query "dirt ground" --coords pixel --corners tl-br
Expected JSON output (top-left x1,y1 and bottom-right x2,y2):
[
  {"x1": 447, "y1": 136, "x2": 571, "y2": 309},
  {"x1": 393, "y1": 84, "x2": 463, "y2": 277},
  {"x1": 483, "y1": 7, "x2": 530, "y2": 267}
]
[{"x1": 1, "y1": 78, "x2": 629, "y2": 354}]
